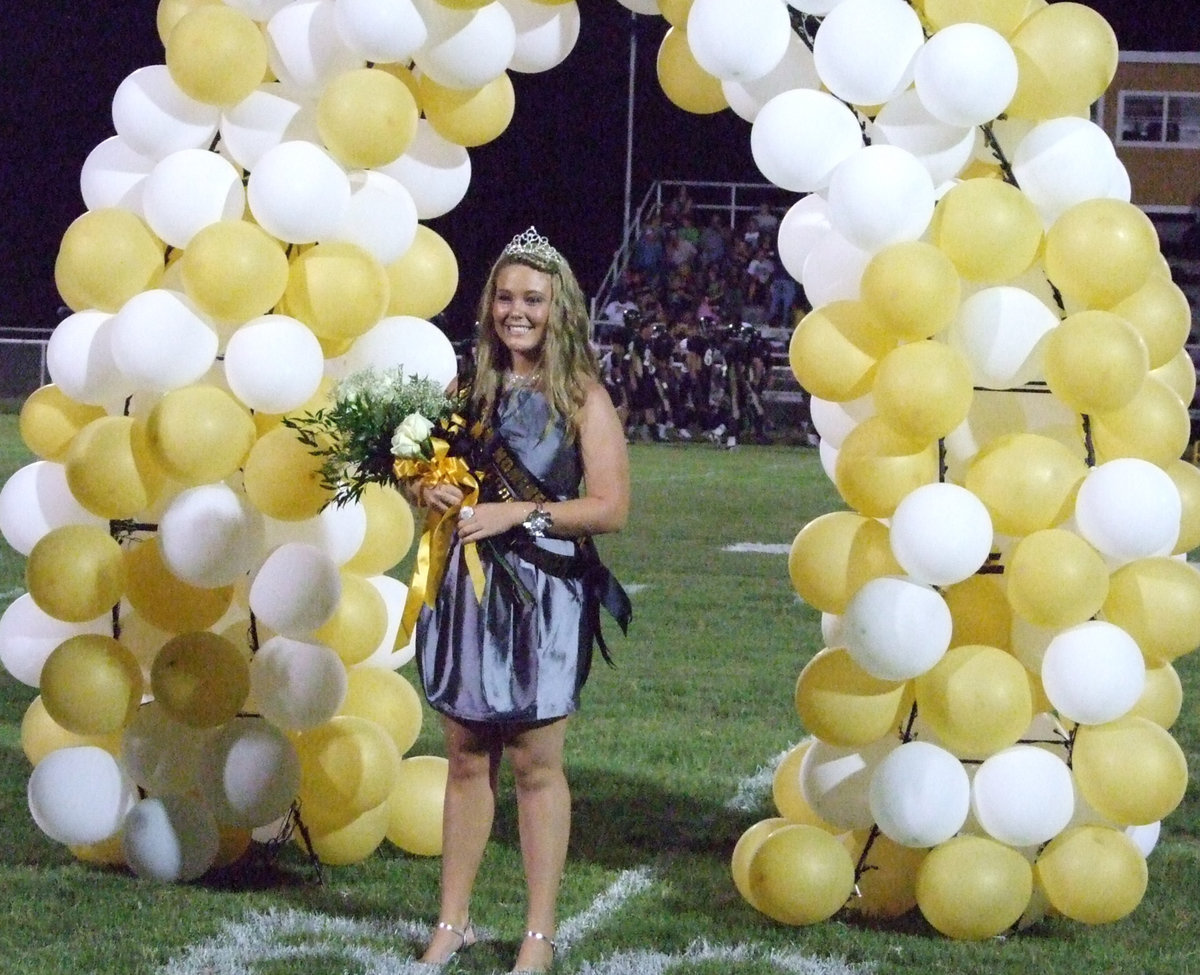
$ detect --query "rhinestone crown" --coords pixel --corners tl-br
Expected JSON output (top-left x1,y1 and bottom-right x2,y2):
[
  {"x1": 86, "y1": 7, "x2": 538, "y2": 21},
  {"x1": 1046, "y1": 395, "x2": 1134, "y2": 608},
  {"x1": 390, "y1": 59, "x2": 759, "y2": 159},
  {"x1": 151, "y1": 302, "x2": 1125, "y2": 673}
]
[{"x1": 502, "y1": 226, "x2": 562, "y2": 267}]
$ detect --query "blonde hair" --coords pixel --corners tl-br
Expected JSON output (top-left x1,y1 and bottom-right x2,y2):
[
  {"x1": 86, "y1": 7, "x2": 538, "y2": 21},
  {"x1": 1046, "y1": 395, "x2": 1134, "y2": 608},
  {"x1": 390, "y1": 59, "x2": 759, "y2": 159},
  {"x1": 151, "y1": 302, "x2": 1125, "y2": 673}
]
[{"x1": 471, "y1": 246, "x2": 597, "y2": 437}]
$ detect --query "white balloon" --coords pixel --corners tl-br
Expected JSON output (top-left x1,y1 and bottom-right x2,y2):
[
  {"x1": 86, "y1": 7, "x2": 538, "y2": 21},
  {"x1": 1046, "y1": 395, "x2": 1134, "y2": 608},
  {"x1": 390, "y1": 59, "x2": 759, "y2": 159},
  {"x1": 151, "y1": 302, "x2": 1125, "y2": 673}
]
[
  {"x1": 159, "y1": 484, "x2": 265, "y2": 588},
  {"x1": 377, "y1": 120, "x2": 472, "y2": 220},
  {"x1": 358, "y1": 574, "x2": 415, "y2": 669},
  {"x1": 249, "y1": 542, "x2": 342, "y2": 636},
  {"x1": 827, "y1": 145, "x2": 935, "y2": 253},
  {"x1": 971, "y1": 745, "x2": 1075, "y2": 847},
  {"x1": 80, "y1": 136, "x2": 153, "y2": 214},
  {"x1": 788, "y1": 0, "x2": 849, "y2": 12},
  {"x1": 223, "y1": 0, "x2": 293, "y2": 19},
  {"x1": 219, "y1": 84, "x2": 318, "y2": 172},
  {"x1": 817, "y1": 436, "x2": 839, "y2": 482},
  {"x1": 111, "y1": 65, "x2": 219, "y2": 159},
  {"x1": 109, "y1": 289, "x2": 219, "y2": 393},
  {"x1": 687, "y1": 0, "x2": 791, "y2": 83},
  {"x1": 263, "y1": 501, "x2": 368, "y2": 566},
  {"x1": 333, "y1": 0, "x2": 427, "y2": 63},
  {"x1": 265, "y1": 0, "x2": 364, "y2": 95},
  {"x1": 889, "y1": 483, "x2": 993, "y2": 587},
  {"x1": 802, "y1": 230, "x2": 870, "y2": 306},
  {"x1": 1041, "y1": 620, "x2": 1146, "y2": 726},
  {"x1": 914, "y1": 23, "x2": 1018, "y2": 128},
  {"x1": 947, "y1": 286, "x2": 1058, "y2": 389},
  {"x1": 123, "y1": 793, "x2": 220, "y2": 882},
  {"x1": 870, "y1": 89, "x2": 976, "y2": 187},
  {"x1": 331, "y1": 315, "x2": 459, "y2": 387},
  {"x1": 28, "y1": 746, "x2": 137, "y2": 846},
  {"x1": 333, "y1": 171, "x2": 418, "y2": 265},
  {"x1": 122, "y1": 701, "x2": 208, "y2": 795},
  {"x1": 808, "y1": 393, "x2": 874, "y2": 449},
  {"x1": 813, "y1": 0, "x2": 924, "y2": 106},
  {"x1": 869, "y1": 740, "x2": 970, "y2": 847},
  {"x1": 0, "y1": 594, "x2": 109, "y2": 687},
  {"x1": 0, "y1": 461, "x2": 104, "y2": 556},
  {"x1": 1126, "y1": 821, "x2": 1160, "y2": 858},
  {"x1": 141, "y1": 149, "x2": 246, "y2": 249},
  {"x1": 776, "y1": 193, "x2": 833, "y2": 282},
  {"x1": 47, "y1": 311, "x2": 125, "y2": 406},
  {"x1": 841, "y1": 576, "x2": 952, "y2": 681},
  {"x1": 412, "y1": 0, "x2": 516, "y2": 90},
  {"x1": 1073, "y1": 459, "x2": 1181, "y2": 563},
  {"x1": 196, "y1": 716, "x2": 301, "y2": 828},
  {"x1": 1012, "y1": 118, "x2": 1118, "y2": 224},
  {"x1": 750, "y1": 88, "x2": 864, "y2": 192},
  {"x1": 504, "y1": 0, "x2": 581, "y2": 74},
  {"x1": 723, "y1": 34, "x2": 822, "y2": 123},
  {"x1": 246, "y1": 140, "x2": 351, "y2": 243},
  {"x1": 223, "y1": 314, "x2": 325, "y2": 414},
  {"x1": 249, "y1": 635, "x2": 348, "y2": 730},
  {"x1": 800, "y1": 735, "x2": 897, "y2": 830}
]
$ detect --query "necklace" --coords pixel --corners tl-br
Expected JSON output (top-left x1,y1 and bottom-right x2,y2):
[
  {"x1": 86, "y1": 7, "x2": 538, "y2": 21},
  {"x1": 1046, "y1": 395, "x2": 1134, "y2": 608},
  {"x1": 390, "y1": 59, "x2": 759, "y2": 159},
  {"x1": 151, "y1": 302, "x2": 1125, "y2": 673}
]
[{"x1": 502, "y1": 370, "x2": 541, "y2": 392}]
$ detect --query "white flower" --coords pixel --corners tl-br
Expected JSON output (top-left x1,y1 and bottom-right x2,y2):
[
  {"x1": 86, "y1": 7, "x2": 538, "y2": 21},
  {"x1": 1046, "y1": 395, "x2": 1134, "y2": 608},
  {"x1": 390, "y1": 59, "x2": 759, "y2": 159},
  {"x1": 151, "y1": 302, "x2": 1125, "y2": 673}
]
[{"x1": 391, "y1": 412, "x2": 434, "y2": 458}]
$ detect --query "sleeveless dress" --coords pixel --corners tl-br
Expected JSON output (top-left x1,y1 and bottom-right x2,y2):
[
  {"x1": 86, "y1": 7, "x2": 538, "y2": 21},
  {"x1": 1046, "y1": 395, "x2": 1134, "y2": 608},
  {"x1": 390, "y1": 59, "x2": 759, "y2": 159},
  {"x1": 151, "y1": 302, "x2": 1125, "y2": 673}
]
[{"x1": 415, "y1": 387, "x2": 593, "y2": 724}]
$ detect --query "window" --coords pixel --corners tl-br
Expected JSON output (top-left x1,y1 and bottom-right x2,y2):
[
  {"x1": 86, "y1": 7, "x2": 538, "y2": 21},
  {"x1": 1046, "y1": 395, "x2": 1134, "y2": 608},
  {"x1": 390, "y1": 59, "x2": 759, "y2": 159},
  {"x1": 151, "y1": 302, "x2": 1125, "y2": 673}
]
[{"x1": 1117, "y1": 91, "x2": 1200, "y2": 147}]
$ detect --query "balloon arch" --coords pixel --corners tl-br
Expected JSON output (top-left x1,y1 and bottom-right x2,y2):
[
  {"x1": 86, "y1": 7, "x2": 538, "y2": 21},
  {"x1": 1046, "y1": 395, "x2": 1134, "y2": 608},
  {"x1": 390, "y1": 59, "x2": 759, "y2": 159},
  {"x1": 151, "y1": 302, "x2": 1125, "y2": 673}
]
[{"x1": 3, "y1": 0, "x2": 1200, "y2": 942}]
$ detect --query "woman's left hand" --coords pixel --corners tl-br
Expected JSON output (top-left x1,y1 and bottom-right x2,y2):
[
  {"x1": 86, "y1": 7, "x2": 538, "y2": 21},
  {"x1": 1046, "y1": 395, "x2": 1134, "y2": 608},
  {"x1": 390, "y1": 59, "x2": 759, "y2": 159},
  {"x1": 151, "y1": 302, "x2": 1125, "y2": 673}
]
[{"x1": 456, "y1": 502, "x2": 524, "y2": 542}]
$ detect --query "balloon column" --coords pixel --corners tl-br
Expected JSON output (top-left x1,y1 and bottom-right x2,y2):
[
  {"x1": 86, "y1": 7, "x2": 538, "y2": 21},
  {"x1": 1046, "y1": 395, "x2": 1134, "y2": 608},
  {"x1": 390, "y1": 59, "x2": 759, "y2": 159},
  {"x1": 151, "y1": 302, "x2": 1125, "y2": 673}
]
[
  {"x1": 2, "y1": 0, "x2": 583, "y2": 882},
  {"x1": 641, "y1": 0, "x2": 1199, "y2": 939}
]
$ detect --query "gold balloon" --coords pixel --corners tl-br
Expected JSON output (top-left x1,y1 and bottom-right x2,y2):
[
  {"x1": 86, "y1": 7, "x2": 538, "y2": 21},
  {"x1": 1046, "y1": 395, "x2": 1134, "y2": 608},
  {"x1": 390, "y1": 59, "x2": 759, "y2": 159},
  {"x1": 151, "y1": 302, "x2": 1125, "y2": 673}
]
[
  {"x1": 180, "y1": 220, "x2": 289, "y2": 323},
  {"x1": 71, "y1": 833, "x2": 127, "y2": 867},
  {"x1": 964, "y1": 433, "x2": 1087, "y2": 536},
  {"x1": 318, "y1": 68, "x2": 419, "y2": 169},
  {"x1": 787, "y1": 510, "x2": 901, "y2": 615},
  {"x1": 298, "y1": 716, "x2": 403, "y2": 834},
  {"x1": 1165, "y1": 459, "x2": 1200, "y2": 554},
  {"x1": 312, "y1": 572, "x2": 389, "y2": 666},
  {"x1": 124, "y1": 538, "x2": 234, "y2": 633},
  {"x1": 156, "y1": 0, "x2": 222, "y2": 45},
  {"x1": 213, "y1": 825, "x2": 252, "y2": 870},
  {"x1": 146, "y1": 385, "x2": 257, "y2": 486},
  {"x1": 1151, "y1": 347, "x2": 1198, "y2": 406},
  {"x1": 931, "y1": 179, "x2": 1043, "y2": 282},
  {"x1": 658, "y1": 0, "x2": 693, "y2": 27},
  {"x1": 923, "y1": 0, "x2": 1028, "y2": 34},
  {"x1": 873, "y1": 341, "x2": 974, "y2": 442},
  {"x1": 789, "y1": 301, "x2": 896, "y2": 402},
  {"x1": 21, "y1": 696, "x2": 122, "y2": 766},
  {"x1": 1043, "y1": 199, "x2": 1160, "y2": 309},
  {"x1": 1006, "y1": 528, "x2": 1109, "y2": 628},
  {"x1": 65, "y1": 415, "x2": 166, "y2": 520},
  {"x1": 916, "y1": 835, "x2": 1032, "y2": 939},
  {"x1": 1092, "y1": 378, "x2": 1190, "y2": 468},
  {"x1": 1035, "y1": 826, "x2": 1148, "y2": 924},
  {"x1": 27, "y1": 524, "x2": 125, "y2": 623},
  {"x1": 731, "y1": 817, "x2": 789, "y2": 910},
  {"x1": 242, "y1": 426, "x2": 331, "y2": 521},
  {"x1": 419, "y1": 72, "x2": 516, "y2": 148},
  {"x1": 942, "y1": 574, "x2": 1011, "y2": 650},
  {"x1": 835, "y1": 417, "x2": 939, "y2": 519},
  {"x1": 302, "y1": 800, "x2": 389, "y2": 866},
  {"x1": 795, "y1": 648, "x2": 910, "y2": 748},
  {"x1": 344, "y1": 483, "x2": 416, "y2": 575},
  {"x1": 338, "y1": 666, "x2": 423, "y2": 757},
  {"x1": 1006, "y1": 2, "x2": 1118, "y2": 119},
  {"x1": 18, "y1": 385, "x2": 106, "y2": 461},
  {"x1": 1042, "y1": 311, "x2": 1149, "y2": 415},
  {"x1": 861, "y1": 241, "x2": 962, "y2": 340},
  {"x1": 386, "y1": 754, "x2": 449, "y2": 856},
  {"x1": 656, "y1": 26, "x2": 727, "y2": 115},
  {"x1": 165, "y1": 5, "x2": 267, "y2": 106},
  {"x1": 1073, "y1": 716, "x2": 1188, "y2": 826},
  {"x1": 55, "y1": 208, "x2": 165, "y2": 313},
  {"x1": 151, "y1": 631, "x2": 250, "y2": 728},
  {"x1": 771, "y1": 741, "x2": 837, "y2": 830},
  {"x1": 1101, "y1": 556, "x2": 1200, "y2": 663},
  {"x1": 40, "y1": 635, "x2": 143, "y2": 736},
  {"x1": 1110, "y1": 274, "x2": 1192, "y2": 370},
  {"x1": 915, "y1": 645, "x2": 1032, "y2": 757},
  {"x1": 284, "y1": 242, "x2": 389, "y2": 341},
  {"x1": 385, "y1": 226, "x2": 460, "y2": 320},
  {"x1": 748, "y1": 824, "x2": 856, "y2": 926},
  {"x1": 1129, "y1": 659, "x2": 1183, "y2": 729},
  {"x1": 842, "y1": 830, "x2": 926, "y2": 918}
]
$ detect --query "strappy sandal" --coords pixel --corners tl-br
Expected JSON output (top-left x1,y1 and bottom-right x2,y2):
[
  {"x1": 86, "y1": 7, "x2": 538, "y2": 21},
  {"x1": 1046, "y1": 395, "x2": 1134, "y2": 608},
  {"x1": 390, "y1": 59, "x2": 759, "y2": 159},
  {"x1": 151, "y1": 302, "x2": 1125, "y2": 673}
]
[
  {"x1": 417, "y1": 919, "x2": 476, "y2": 968},
  {"x1": 510, "y1": 930, "x2": 557, "y2": 973}
]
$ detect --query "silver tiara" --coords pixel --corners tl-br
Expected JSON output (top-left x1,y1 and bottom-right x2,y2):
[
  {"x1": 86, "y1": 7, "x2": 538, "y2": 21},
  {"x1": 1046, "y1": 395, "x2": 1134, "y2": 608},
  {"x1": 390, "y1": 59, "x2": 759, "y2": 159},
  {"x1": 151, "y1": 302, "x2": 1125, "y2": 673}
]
[{"x1": 503, "y1": 226, "x2": 562, "y2": 266}]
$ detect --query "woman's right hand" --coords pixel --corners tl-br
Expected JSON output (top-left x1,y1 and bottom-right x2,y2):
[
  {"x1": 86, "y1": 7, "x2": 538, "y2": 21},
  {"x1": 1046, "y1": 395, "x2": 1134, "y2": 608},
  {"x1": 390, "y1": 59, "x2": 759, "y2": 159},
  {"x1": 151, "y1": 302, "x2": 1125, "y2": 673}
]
[{"x1": 419, "y1": 481, "x2": 466, "y2": 514}]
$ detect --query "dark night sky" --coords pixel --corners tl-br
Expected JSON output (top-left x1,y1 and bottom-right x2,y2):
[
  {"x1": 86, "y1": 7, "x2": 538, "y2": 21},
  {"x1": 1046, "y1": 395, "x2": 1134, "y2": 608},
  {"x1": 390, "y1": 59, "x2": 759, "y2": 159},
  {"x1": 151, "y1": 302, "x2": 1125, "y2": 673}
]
[{"x1": 2, "y1": 1, "x2": 1198, "y2": 334}]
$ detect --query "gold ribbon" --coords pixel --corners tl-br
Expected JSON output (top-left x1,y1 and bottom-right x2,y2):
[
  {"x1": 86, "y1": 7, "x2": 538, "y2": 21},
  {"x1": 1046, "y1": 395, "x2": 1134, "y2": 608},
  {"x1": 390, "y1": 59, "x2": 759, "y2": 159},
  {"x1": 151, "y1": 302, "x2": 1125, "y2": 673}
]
[{"x1": 395, "y1": 438, "x2": 486, "y2": 646}]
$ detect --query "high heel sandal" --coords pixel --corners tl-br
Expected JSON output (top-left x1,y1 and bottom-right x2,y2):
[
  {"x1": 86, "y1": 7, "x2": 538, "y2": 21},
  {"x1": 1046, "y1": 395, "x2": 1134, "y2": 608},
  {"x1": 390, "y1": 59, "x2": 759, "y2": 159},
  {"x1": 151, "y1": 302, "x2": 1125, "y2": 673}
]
[
  {"x1": 510, "y1": 930, "x2": 556, "y2": 973},
  {"x1": 417, "y1": 919, "x2": 475, "y2": 968}
]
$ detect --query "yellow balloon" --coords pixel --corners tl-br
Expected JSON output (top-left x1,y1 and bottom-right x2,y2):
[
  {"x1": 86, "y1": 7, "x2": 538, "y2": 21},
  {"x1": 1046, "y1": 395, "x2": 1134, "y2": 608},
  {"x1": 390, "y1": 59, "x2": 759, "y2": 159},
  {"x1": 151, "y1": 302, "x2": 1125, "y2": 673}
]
[
  {"x1": 242, "y1": 426, "x2": 331, "y2": 521},
  {"x1": 312, "y1": 572, "x2": 389, "y2": 666},
  {"x1": 842, "y1": 830, "x2": 926, "y2": 918},
  {"x1": 942, "y1": 574, "x2": 1011, "y2": 650},
  {"x1": 931, "y1": 179, "x2": 1043, "y2": 282},
  {"x1": 1043, "y1": 199, "x2": 1160, "y2": 309},
  {"x1": 317, "y1": 68, "x2": 419, "y2": 169},
  {"x1": 834, "y1": 417, "x2": 939, "y2": 519},
  {"x1": 385, "y1": 226, "x2": 460, "y2": 319},
  {"x1": 284, "y1": 242, "x2": 389, "y2": 341},
  {"x1": 731, "y1": 817, "x2": 789, "y2": 910},
  {"x1": 787, "y1": 511, "x2": 901, "y2": 615},
  {"x1": 1092, "y1": 378, "x2": 1190, "y2": 468},
  {"x1": 166, "y1": 5, "x2": 267, "y2": 106},
  {"x1": 1006, "y1": 2, "x2": 1118, "y2": 119},
  {"x1": 771, "y1": 741, "x2": 837, "y2": 830},
  {"x1": 71, "y1": 833, "x2": 128, "y2": 867},
  {"x1": 915, "y1": 645, "x2": 1032, "y2": 757},
  {"x1": 748, "y1": 824, "x2": 856, "y2": 926},
  {"x1": 789, "y1": 301, "x2": 896, "y2": 402},
  {"x1": 65, "y1": 415, "x2": 166, "y2": 520},
  {"x1": 344, "y1": 484, "x2": 416, "y2": 575},
  {"x1": 156, "y1": 0, "x2": 222, "y2": 45},
  {"x1": 179, "y1": 220, "x2": 289, "y2": 323},
  {"x1": 27, "y1": 525, "x2": 125, "y2": 623},
  {"x1": 1073, "y1": 716, "x2": 1188, "y2": 826},
  {"x1": 40, "y1": 635, "x2": 143, "y2": 736},
  {"x1": 21, "y1": 696, "x2": 122, "y2": 766},
  {"x1": 213, "y1": 825, "x2": 252, "y2": 869},
  {"x1": 18, "y1": 385, "x2": 106, "y2": 461},
  {"x1": 54, "y1": 208, "x2": 165, "y2": 313},
  {"x1": 338, "y1": 666, "x2": 423, "y2": 757},
  {"x1": 1034, "y1": 826, "x2": 1147, "y2": 924},
  {"x1": 1006, "y1": 528, "x2": 1109, "y2": 628},
  {"x1": 873, "y1": 341, "x2": 974, "y2": 442},
  {"x1": 861, "y1": 241, "x2": 962, "y2": 340},
  {"x1": 297, "y1": 716, "x2": 402, "y2": 834},
  {"x1": 1165, "y1": 459, "x2": 1200, "y2": 554},
  {"x1": 659, "y1": 0, "x2": 693, "y2": 27},
  {"x1": 1101, "y1": 556, "x2": 1200, "y2": 663},
  {"x1": 419, "y1": 72, "x2": 516, "y2": 147},
  {"x1": 374, "y1": 62, "x2": 420, "y2": 104},
  {"x1": 1042, "y1": 311, "x2": 1149, "y2": 415},
  {"x1": 964, "y1": 433, "x2": 1087, "y2": 536},
  {"x1": 1151, "y1": 347, "x2": 1198, "y2": 406},
  {"x1": 151, "y1": 631, "x2": 250, "y2": 727},
  {"x1": 125, "y1": 538, "x2": 234, "y2": 633},
  {"x1": 430, "y1": 0, "x2": 491, "y2": 7},
  {"x1": 916, "y1": 835, "x2": 1032, "y2": 939},
  {"x1": 1129, "y1": 659, "x2": 1183, "y2": 729},
  {"x1": 656, "y1": 27, "x2": 727, "y2": 115},
  {"x1": 923, "y1": 0, "x2": 1028, "y2": 34},
  {"x1": 386, "y1": 754, "x2": 449, "y2": 856},
  {"x1": 1110, "y1": 275, "x2": 1192, "y2": 370},
  {"x1": 303, "y1": 800, "x2": 389, "y2": 866},
  {"x1": 795, "y1": 648, "x2": 910, "y2": 748},
  {"x1": 146, "y1": 385, "x2": 257, "y2": 486}
]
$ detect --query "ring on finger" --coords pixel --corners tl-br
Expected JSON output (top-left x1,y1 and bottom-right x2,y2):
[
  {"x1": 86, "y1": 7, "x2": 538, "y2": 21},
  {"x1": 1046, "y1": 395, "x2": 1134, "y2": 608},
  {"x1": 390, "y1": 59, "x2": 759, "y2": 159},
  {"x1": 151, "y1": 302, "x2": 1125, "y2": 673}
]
[{"x1": 460, "y1": 505, "x2": 475, "y2": 520}]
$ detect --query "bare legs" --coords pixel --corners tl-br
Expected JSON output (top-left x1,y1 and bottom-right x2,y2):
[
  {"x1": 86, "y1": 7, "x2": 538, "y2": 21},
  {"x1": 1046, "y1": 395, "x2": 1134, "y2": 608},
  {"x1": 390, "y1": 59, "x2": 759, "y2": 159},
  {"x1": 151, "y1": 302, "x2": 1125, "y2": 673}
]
[{"x1": 420, "y1": 715, "x2": 570, "y2": 973}]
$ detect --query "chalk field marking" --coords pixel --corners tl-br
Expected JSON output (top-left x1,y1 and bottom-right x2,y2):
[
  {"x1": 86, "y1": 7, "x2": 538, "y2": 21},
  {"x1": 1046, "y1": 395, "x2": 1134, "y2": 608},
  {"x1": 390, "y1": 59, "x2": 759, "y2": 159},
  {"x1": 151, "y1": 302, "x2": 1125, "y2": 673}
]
[
  {"x1": 726, "y1": 746, "x2": 791, "y2": 814},
  {"x1": 722, "y1": 543, "x2": 792, "y2": 555},
  {"x1": 574, "y1": 943, "x2": 873, "y2": 975}
]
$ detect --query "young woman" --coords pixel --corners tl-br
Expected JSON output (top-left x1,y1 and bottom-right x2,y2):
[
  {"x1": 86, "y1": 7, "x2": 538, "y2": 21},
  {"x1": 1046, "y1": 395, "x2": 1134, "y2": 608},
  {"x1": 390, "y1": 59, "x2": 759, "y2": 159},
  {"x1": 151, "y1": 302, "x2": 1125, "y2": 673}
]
[{"x1": 406, "y1": 228, "x2": 631, "y2": 972}]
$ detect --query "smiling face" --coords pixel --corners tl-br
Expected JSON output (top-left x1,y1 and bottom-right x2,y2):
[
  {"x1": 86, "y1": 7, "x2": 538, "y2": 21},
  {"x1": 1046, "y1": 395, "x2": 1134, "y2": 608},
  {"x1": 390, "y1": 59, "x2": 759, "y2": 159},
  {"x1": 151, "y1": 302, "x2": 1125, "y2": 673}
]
[{"x1": 491, "y1": 262, "x2": 553, "y2": 372}]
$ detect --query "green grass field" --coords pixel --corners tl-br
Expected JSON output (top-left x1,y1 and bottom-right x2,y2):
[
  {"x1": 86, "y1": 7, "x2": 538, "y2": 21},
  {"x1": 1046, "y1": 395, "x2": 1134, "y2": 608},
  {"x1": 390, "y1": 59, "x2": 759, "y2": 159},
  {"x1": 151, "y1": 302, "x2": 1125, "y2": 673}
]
[{"x1": 0, "y1": 420, "x2": 1197, "y2": 975}]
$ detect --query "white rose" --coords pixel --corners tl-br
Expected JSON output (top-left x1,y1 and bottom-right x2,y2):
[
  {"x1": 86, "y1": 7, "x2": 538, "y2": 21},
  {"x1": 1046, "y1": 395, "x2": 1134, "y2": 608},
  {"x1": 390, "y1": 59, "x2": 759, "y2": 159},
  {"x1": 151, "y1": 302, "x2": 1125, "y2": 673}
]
[{"x1": 391, "y1": 412, "x2": 434, "y2": 458}]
